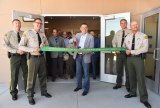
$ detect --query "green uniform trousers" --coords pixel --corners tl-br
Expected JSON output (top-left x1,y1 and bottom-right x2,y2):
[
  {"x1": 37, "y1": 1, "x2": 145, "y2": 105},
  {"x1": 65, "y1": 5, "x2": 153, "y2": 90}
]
[
  {"x1": 127, "y1": 56, "x2": 148, "y2": 102},
  {"x1": 116, "y1": 53, "x2": 130, "y2": 88},
  {"x1": 27, "y1": 56, "x2": 47, "y2": 97},
  {"x1": 10, "y1": 54, "x2": 28, "y2": 95},
  {"x1": 66, "y1": 55, "x2": 75, "y2": 77}
]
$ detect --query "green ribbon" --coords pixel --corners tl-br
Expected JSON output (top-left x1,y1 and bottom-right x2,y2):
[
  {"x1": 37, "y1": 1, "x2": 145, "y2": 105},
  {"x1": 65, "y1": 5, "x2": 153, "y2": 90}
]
[{"x1": 40, "y1": 46, "x2": 126, "y2": 52}]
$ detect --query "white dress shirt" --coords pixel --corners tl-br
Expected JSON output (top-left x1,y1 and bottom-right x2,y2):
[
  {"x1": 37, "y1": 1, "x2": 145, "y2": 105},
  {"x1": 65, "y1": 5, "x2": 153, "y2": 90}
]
[{"x1": 79, "y1": 33, "x2": 87, "y2": 48}]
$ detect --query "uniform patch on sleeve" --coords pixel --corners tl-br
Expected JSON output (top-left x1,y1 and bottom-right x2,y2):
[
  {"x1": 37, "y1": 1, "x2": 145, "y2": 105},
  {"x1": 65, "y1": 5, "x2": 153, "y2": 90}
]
[
  {"x1": 144, "y1": 35, "x2": 148, "y2": 39},
  {"x1": 23, "y1": 31, "x2": 28, "y2": 37}
]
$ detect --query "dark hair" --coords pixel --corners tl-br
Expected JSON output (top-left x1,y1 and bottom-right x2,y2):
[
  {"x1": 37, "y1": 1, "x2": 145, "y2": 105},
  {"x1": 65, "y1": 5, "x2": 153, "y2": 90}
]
[
  {"x1": 12, "y1": 19, "x2": 20, "y2": 23},
  {"x1": 34, "y1": 18, "x2": 42, "y2": 22},
  {"x1": 81, "y1": 23, "x2": 88, "y2": 26},
  {"x1": 67, "y1": 32, "x2": 72, "y2": 36},
  {"x1": 120, "y1": 19, "x2": 127, "y2": 23}
]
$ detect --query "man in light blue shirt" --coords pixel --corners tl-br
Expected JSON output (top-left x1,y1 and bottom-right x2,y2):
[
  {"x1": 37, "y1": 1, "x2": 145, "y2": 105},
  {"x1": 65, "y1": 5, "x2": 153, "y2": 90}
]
[{"x1": 73, "y1": 23, "x2": 94, "y2": 96}]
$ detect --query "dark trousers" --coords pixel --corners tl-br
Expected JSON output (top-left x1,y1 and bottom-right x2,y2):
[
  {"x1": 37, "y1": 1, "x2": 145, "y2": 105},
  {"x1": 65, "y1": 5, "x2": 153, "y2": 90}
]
[
  {"x1": 10, "y1": 55, "x2": 28, "y2": 96},
  {"x1": 116, "y1": 53, "x2": 129, "y2": 88},
  {"x1": 91, "y1": 54, "x2": 99, "y2": 78},
  {"x1": 127, "y1": 56, "x2": 148, "y2": 102},
  {"x1": 51, "y1": 57, "x2": 64, "y2": 78},
  {"x1": 27, "y1": 56, "x2": 47, "y2": 97},
  {"x1": 66, "y1": 55, "x2": 75, "y2": 77}
]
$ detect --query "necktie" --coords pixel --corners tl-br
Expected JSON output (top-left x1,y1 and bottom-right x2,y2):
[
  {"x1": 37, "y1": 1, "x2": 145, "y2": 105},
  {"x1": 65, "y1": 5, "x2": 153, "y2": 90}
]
[
  {"x1": 55, "y1": 38, "x2": 58, "y2": 47},
  {"x1": 131, "y1": 34, "x2": 135, "y2": 50},
  {"x1": 36, "y1": 32, "x2": 43, "y2": 54},
  {"x1": 17, "y1": 32, "x2": 21, "y2": 43},
  {"x1": 121, "y1": 30, "x2": 125, "y2": 47}
]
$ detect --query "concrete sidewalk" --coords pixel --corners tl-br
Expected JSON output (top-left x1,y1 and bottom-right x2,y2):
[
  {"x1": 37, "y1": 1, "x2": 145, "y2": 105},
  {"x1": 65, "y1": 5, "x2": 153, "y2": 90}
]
[{"x1": 0, "y1": 79, "x2": 160, "y2": 108}]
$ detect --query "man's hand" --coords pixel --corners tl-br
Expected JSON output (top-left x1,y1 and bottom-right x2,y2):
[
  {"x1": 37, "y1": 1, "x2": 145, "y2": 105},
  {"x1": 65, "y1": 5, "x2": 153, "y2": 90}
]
[
  {"x1": 67, "y1": 44, "x2": 72, "y2": 48},
  {"x1": 16, "y1": 50, "x2": 25, "y2": 55},
  {"x1": 116, "y1": 51, "x2": 121, "y2": 54},
  {"x1": 34, "y1": 48, "x2": 40, "y2": 53},
  {"x1": 126, "y1": 50, "x2": 131, "y2": 55},
  {"x1": 40, "y1": 43, "x2": 46, "y2": 47}
]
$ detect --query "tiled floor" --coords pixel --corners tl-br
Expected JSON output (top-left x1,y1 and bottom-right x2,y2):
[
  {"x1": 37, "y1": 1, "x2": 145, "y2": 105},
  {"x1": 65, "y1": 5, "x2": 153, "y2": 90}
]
[{"x1": 0, "y1": 79, "x2": 160, "y2": 108}]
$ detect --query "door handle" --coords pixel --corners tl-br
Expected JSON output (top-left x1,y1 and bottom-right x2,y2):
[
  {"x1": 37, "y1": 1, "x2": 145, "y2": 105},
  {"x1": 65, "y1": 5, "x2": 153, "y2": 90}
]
[{"x1": 153, "y1": 48, "x2": 160, "y2": 60}]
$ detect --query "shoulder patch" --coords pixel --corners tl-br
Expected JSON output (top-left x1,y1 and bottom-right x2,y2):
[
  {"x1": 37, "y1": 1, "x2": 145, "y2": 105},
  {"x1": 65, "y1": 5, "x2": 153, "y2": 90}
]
[
  {"x1": 22, "y1": 31, "x2": 29, "y2": 37},
  {"x1": 5, "y1": 31, "x2": 12, "y2": 37},
  {"x1": 144, "y1": 35, "x2": 148, "y2": 39}
]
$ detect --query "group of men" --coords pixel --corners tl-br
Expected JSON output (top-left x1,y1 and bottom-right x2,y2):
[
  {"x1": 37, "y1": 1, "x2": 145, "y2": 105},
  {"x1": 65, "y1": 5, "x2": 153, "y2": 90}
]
[
  {"x1": 112, "y1": 19, "x2": 151, "y2": 108},
  {"x1": 3, "y1": 17, "x2": 151, "y2": 108},
  {"x1": 3, "y1": 18, "x2": 52, "y2": 105}
]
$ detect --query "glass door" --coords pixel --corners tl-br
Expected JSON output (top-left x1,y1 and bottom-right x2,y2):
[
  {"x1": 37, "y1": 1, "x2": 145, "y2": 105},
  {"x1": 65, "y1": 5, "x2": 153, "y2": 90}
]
[
  {"x1": 100, "y1": 12, "x2": 130, "y2": 83},
  {"x1": 141, "y1": 8, "x2": 160, "y2": 94}
]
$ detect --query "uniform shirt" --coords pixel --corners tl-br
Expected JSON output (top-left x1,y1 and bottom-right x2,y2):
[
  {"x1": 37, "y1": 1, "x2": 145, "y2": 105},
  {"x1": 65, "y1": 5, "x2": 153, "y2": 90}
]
[
  {"x1": 3, "y1": 30, "x2": 24, "y2": 53},
  {"x1": 112, "y1": 29, "x2": 131, "y2": 47},
  {"x1": 19, "y1": 29, "x2": 48, "y2": 55},
  {"x1": 79, "y1": 33, "x2": 87, "y2": 48},
  {"x1": 123, "y1": 31, "x2": 148, "y2": 55}
]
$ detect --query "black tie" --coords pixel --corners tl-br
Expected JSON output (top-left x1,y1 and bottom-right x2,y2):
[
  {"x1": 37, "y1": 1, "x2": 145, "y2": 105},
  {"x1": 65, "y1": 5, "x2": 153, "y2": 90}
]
[
  {"x1": 131, "y1": 34, "x2": 135, "y2": 50},
  {"x1": 121, "y1": 30, "x2": 125, "y2": 47},
  {"x1": 17, "y1": 32, "x2": 21, "y2": 43},
  {"x1": 55, "y1": 38, "x2": 58, "y2": 47},
  {"x1": 36, "y1": 32, "x2": 43, "y2": 54}
]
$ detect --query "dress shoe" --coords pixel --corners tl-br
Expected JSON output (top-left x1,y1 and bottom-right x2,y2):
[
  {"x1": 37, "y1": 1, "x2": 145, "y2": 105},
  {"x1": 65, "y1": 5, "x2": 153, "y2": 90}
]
[
  {"x1": 52, "y1": 78, "x2": 56, "y2": 82},
  {"x1": 82, "y1": 91, "x2": 88, "y2": 96},
  {"x1": 28, "y1": 97, "x2": 35, "y2": 105},
  {"x1": 141, "y1": 101, "x2": 151, "y2": 108},
  {"x1": 41, "y1": 92, "x2": 52, "y2": 98},
  {"x1": 70, "y1": 75, "x2": 74, "y2": 79},
  {"x1": 113, "y1": 85, "x2": 121, "y2": 89},
  {"x1": 74, "y1": 88, "x2": 82, "y2": 92},
  {"x1": 124, "y1": 94, "x2": 137, "y2": 98},
  {"x1": 12, "y1": 94, "x2": 17, "y2": 101}
]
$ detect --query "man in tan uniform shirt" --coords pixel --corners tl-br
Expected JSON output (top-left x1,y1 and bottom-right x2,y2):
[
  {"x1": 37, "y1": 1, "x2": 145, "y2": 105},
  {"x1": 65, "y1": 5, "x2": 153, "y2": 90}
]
[
  {"x1": 123, "y1": 21, "x2": 151, "y2": 108},
  {"x1": 19, "y1": 18, "x2": 52, "y2": 105},
  {"x1": 3, "y1": 19, "x2": 28, "y2": 101}
]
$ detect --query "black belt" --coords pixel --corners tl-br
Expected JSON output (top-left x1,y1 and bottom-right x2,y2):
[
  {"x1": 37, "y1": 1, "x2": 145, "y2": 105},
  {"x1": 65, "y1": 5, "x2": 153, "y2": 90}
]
[
  {"x1": 129, "y1": 54, "x2": 141, "y2": 57},
  {"x1": 30, "y1": 55, "x2": 44, "y2": 58},
  {"x1": 77, "y1": 54, "x2": 83, "y2": 58},
  {"x1": 77, "y1": 53, "x2": 83, "y2": 56},
  {"x1": 11, "y1": 53, "x2": 26, "y2": 56},
  {"x1": 119, "y1": 51, "x2": 126, "y2": 54}
]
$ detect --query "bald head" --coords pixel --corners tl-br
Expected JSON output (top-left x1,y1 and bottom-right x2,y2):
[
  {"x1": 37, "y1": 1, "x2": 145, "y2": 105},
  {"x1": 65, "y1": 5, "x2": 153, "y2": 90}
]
[{"x1": 130, "y1": 21, "x2": 139, "y2": 34}]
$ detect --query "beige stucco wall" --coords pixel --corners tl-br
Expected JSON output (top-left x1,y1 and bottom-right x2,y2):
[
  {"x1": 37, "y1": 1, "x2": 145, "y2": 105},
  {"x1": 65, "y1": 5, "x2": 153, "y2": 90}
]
[{"x1": 0, "y1": 0, "x2": 160, "y2": 82}]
